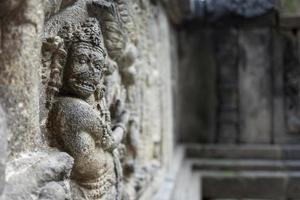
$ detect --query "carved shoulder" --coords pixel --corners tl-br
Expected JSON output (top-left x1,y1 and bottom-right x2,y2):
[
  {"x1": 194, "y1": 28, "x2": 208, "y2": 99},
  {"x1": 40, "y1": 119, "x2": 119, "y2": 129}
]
[{"x1": 49, "y1": 97, "x2": 103, "y2": 135}]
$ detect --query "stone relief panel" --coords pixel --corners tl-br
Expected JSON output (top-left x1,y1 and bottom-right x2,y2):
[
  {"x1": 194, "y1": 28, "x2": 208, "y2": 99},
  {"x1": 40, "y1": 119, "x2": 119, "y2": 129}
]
[
  {"x1": 39, "y1": 0, "x2": 174, "y2": 199},
  {"x1": 45, "y1": 17, "x2": 128, "y2": 200}
]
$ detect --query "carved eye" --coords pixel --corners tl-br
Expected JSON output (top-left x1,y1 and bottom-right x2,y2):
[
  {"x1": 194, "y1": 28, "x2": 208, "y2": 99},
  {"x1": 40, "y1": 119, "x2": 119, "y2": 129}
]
[
  {"x1": 94, "y1": 61, "x2": 102, "y2": 70},
  {"x1": 95, "y1": 64, "x2": 101, "y2": 70}
]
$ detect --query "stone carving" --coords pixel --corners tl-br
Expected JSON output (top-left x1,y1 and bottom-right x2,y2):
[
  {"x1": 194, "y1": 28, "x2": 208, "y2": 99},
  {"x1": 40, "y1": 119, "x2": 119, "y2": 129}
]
[
  {"x1": 89, "y1": 0, "x2": 138, "y2": 86},
  {"x1": 46, "y1": 18, "x2": 128, "y2": 200},
  {"x1": 86, "y1": 2, "x2": 144, "y2": 198},
  {"x1": 40, "y1": 0, "x2": 174, "y2": 199},
  {"x1": 44, "y1": 0, "x2": 63, "y2": 20},
  {"x1": 0, "y1": 0, "x2": 175, "y2": 199}
]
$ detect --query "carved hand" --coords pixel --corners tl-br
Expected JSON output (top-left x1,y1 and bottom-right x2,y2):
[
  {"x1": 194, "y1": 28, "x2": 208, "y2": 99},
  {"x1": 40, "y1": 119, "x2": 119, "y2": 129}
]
[
  {"x1": 111, "y1": 99, "x2": 129, "y2": 144},
  {"x1": 114, "y1": 99, "x2": 130, "y2": 126}
]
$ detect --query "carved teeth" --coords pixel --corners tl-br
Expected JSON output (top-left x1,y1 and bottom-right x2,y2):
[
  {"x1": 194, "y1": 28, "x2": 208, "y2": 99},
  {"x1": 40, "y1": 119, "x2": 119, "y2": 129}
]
[{"x1": 76, "y1": 81, "x2": 95, "y2": 91}]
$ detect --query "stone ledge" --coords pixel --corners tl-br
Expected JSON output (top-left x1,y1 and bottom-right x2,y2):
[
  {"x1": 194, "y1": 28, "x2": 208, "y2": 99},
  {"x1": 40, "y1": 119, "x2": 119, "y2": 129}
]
[
  {"x1": 192, "y1": 159, "x2": 300, "y2": 172},
  {"x1": 186, "y1": 144, "x2": 300, "y2": 160}
]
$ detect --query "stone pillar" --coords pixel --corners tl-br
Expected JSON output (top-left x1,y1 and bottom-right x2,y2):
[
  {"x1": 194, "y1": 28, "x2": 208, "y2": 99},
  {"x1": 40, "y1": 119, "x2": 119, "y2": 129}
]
[
  {"x1": 238, "y1": 28, "x2": 273, "y2": 143},
  {"x1": 0, "y1": 0, "x2": 44, "y2": 157},
  {"x1": 214, "y1": 29, "x2": 239, "y2": 144},
  {"x1": 177, "y1": 27, "x2": 217, "y2": 143}
]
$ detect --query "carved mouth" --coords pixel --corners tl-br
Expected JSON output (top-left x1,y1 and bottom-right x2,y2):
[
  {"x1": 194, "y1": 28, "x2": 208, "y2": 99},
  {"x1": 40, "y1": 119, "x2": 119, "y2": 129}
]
[{"x1": 74, "y1": 81, "x2": 95, "y2": 92}]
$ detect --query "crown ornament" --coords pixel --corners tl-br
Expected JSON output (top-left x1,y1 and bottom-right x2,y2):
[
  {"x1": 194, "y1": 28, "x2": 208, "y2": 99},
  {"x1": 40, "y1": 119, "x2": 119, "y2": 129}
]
[{"x1": 58, "y1": 18, "x2": 105, "y2": 54}]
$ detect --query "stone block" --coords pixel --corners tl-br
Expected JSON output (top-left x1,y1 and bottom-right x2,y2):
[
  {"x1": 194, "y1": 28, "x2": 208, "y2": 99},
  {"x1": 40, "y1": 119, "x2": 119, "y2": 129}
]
[{"x1": 202, "y1": 172, "x2": 287, "y2": 199}]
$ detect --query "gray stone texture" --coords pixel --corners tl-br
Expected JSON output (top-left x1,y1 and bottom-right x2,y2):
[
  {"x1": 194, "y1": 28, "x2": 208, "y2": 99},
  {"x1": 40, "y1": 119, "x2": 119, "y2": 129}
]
[
  {"x1": 214, "y1": 29, "x2": 239, "y2": 144},
  {"x1": 238, "y1": 28, "x2": 273, "y2": 144},
  {"x1": 4, "y1": 0, "x2": 300, "y2": 199},
  {"x1": 178, "y1": 26, "x2": 274, "y2": 144},
  {"x1": 0, "y1": 0, "x2": 177, "y2": 199},
  {"x1": 1, "y1": 151, "x2": 73, "y2": 200},
  {"x1": 0, "y1": 106, "x2": 7, "y2": 196},
  {"x1": 45, "y1": 0, "x2": 175, "y2": 199},
  {"x1": 0, "y1": 0, "x2": 44, "y2": 157},
  {"x1": 177, "y1": 26, "x2": 216, "y2": 143}
]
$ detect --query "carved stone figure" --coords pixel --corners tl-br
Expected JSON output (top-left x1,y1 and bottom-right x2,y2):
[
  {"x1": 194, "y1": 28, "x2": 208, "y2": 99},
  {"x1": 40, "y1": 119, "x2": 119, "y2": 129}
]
[{"x1": 46, "y1": 18, "x2": 128, "y2": 200}]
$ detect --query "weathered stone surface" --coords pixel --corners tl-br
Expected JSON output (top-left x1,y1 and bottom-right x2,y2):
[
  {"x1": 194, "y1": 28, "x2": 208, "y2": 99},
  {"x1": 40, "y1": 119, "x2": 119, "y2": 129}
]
[
  {"x1": 282, "y1": 32, "x2": 300, "y2": 140},
  {"x1": 40, "y1": 0, "x2": 176, "y2": 199},
  {"x1": 177, "y1": 27, "x2": 216, "y2": 143},
  {"x1": 0, "y1": 0, "x2": 44, "y2": 157},
  {"x1": 0, "y1": 0, "x2": 176, "y2": 199},
  {"x1": 44, "y1": 17, "x2": 130, "y2": 199},
  {"x1": 0, "y1": 106, "x2": 7, "y2": 196},
  {"x1": 1, "y1": 151, "x2": 73, "y2": 200},
  {"x1": 38, "y1": 182, "x2": 69, "y2": 200},
  {"x1": 238, "y1": 28, "x2": 273, "y2": 143},
  {"x1": 214, "y1": 29, "x2": 239, "y2": 144}
]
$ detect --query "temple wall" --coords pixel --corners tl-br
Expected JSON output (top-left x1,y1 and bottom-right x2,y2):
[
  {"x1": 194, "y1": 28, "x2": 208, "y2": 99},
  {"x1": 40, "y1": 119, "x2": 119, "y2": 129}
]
[{"x1": 0, "y1": 0, "x2": 177, "y2": 199}]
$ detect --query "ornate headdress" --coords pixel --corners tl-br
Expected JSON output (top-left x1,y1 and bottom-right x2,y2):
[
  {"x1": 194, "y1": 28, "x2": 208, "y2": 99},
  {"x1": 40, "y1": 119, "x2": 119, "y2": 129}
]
[{"x1": 59, "y1": 18, "x2": 106, "y2": 55}]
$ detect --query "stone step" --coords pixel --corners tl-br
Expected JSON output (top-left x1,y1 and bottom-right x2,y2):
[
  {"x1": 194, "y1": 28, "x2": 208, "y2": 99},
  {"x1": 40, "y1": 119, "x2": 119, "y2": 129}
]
[
  {"x1": 200, "y1": 171, "x2": 300, "y2": 199},
  {"x1": 191, "y1": 159, "x2": 300, "y2": 172},
  {"x1": 186, "y1": 144, "x2": 300, "y2": 160}
]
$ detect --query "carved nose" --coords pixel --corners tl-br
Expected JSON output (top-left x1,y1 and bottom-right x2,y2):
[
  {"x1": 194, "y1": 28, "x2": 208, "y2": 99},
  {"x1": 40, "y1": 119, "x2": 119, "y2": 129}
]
[{"x1": 88, "y1": 63, "x2": 96, "y2": 74}]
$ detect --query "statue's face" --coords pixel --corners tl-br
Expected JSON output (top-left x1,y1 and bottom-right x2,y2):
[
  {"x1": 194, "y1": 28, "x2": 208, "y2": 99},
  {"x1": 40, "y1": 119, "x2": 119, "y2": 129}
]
[{"x1": 65, "y1": 44, "x2": 105, "y2": 99}]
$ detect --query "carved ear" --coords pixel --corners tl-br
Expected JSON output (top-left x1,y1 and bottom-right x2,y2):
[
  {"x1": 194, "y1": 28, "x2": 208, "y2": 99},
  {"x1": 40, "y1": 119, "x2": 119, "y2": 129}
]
[{"x1": 104, "y1": 58, "x2": 118, "y2": 75}]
